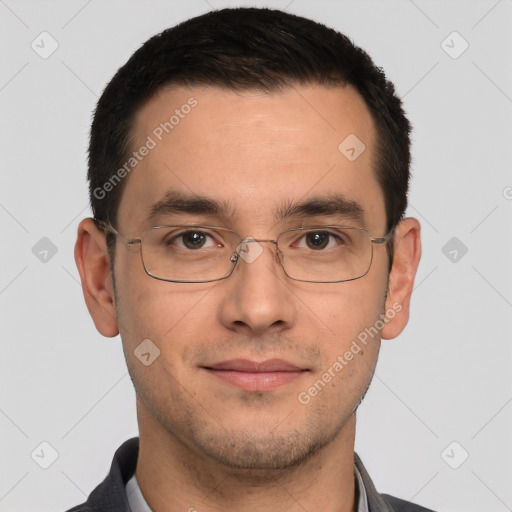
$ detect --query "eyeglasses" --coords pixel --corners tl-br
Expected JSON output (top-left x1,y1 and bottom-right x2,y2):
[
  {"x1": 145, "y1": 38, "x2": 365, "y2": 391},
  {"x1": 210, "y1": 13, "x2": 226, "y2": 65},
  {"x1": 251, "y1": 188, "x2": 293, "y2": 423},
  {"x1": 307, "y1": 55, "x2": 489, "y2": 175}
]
[{"x1": 96, "y1": 220, "x2": 393, "y2": 283}]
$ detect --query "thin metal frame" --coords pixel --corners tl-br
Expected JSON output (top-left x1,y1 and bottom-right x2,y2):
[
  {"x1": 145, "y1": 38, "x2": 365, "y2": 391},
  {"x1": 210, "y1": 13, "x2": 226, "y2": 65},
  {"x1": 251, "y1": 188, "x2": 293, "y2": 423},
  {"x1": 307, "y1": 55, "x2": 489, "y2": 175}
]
[{"x1": 95, "y1": 219, "x2": 393, "y2": 284}]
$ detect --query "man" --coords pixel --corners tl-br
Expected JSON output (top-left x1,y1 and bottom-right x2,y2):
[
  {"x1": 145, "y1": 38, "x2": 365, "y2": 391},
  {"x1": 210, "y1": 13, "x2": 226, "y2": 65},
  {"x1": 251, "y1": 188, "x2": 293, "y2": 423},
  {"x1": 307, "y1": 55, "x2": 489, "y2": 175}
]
[{"x1": 71, "y1": 6, "x2": 428, "y2": 512}]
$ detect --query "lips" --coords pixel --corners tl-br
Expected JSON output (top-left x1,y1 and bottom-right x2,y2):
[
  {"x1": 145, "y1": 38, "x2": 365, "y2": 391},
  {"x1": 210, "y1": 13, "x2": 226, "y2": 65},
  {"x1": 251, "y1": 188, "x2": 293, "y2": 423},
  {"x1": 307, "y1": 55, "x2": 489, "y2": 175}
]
[
  {"x1": 206, "y1": 358, "x2": 303, "y2": 372},
  {"x1": 202, "y1": 358, "x2": 308, "y2": 392}
]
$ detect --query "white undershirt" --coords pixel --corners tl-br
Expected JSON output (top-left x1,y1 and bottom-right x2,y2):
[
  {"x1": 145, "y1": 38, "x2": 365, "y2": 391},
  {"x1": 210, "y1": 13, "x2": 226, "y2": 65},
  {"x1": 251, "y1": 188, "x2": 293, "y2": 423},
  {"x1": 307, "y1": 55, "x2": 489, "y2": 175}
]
[{"x1": 126, "y1": 466, "x2": 369, "y2": 512}]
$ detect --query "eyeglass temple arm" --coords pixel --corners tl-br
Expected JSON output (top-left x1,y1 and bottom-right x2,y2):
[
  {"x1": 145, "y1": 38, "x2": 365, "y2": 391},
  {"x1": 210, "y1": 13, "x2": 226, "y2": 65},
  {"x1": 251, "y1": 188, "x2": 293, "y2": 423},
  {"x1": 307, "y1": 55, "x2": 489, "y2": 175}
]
[
  {"x1": 371, "y1": 228, "x2": 395, "y2": 245},
  {"x1": 93, "y1": 218, "x2": 141, "y2": 245}
]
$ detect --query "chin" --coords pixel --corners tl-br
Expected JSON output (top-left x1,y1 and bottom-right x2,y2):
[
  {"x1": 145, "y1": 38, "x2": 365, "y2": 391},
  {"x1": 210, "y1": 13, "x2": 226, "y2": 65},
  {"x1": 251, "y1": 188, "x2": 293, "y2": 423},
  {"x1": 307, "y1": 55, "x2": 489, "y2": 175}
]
[{"x1": 188, "y1": 415, "x2": 341, "y2": 475}]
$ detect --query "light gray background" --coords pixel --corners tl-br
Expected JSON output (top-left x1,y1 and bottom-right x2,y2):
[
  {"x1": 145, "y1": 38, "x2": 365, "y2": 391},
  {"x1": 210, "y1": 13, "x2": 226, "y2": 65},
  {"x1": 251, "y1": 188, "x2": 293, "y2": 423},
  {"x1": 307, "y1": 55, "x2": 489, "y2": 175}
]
[{"x1": 1, "y1": 1, "x2": 511, "y2": 511}]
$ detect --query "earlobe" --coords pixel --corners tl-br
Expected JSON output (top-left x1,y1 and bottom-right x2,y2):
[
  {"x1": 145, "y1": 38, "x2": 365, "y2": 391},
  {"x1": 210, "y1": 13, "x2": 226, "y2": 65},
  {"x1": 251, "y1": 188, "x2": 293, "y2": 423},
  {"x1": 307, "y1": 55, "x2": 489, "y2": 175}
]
[
  {"x1": 74, "y1": 218, "x2": 119, "y2": 338},
  {"x1": 381, "y1": 217, "x2": 422, "y2": 340}
]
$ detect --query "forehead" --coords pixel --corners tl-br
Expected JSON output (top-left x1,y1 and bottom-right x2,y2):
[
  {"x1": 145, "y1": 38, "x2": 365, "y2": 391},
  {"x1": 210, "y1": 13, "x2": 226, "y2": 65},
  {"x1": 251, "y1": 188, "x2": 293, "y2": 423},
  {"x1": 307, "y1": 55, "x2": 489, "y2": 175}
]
[{"x1": 118, "y1": 83, "x2": 385, "y2": 233}]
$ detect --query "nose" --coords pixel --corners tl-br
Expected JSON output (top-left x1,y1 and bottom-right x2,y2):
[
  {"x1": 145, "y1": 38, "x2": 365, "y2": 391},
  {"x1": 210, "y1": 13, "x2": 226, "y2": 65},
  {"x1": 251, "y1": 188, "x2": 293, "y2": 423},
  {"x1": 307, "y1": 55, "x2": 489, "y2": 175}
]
[{"x1": 218, "y1": 239, "x2": 296, "y2": 337}]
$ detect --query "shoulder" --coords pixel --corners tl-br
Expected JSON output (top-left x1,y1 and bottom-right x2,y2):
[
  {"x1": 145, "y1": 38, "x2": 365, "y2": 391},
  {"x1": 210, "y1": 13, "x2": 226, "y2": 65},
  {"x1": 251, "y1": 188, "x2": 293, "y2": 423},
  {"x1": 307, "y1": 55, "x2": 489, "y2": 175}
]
[
  {"x1": 381, "y1": 493, "x2": 437, "y2": 512},
  {"x1": 354, "y1": 452, "x2": 437, "y2": 512},
  {"x1": 63, "y1": 438, "x2": 139, "y2": 512}
]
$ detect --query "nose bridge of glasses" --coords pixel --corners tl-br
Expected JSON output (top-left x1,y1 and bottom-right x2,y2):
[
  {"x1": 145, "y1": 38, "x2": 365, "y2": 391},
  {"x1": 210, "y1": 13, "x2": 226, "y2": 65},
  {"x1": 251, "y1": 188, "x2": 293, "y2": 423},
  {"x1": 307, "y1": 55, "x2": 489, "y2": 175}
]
[{"x1": 234, "y1": 237, "x2": 280, "y2": 265}]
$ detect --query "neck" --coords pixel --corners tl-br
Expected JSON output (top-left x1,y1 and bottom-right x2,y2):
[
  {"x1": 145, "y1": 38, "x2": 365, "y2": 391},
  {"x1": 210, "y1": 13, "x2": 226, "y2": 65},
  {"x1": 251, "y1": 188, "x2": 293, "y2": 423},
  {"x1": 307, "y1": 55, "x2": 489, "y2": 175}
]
[{"x1": 135, "y1": 404, "x2": 358, "y2": 512}]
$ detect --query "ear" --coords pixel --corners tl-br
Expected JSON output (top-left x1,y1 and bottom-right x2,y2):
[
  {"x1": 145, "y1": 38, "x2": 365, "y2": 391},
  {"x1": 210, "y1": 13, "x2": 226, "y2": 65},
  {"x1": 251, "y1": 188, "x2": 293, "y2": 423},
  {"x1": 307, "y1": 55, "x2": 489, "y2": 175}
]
[
  {"x1": 381, "y1": 217, "x2": 421, "y2": 340},
  {"x1": 74, "y1": 218, "x2": 119, "y2": 337}
]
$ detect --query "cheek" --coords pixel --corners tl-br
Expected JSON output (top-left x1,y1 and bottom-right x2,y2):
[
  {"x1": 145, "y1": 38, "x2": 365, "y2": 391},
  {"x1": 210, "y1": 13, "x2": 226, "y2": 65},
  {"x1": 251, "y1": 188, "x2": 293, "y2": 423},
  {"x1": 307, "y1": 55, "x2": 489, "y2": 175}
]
[
  {"x1": 115, "y1": 261, "x2": 215, "y2": 355},
  {"x1": 116, "y1": 281, "x2": 208, "y2": 398},
  {"x1": 307, "y1": 272, "x2": 387, "y2": 388},
  {"x1": 315, "y1": 278, "x2": 387, "y2": 334}
]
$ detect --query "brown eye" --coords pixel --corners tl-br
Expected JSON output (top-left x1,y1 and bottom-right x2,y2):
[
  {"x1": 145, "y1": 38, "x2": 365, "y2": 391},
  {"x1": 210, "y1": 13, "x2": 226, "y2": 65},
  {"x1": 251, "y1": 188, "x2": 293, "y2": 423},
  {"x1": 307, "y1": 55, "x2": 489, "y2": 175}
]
[
  {"x1": 305, "y1": 231, "x2": 330, "y2": 250},
  {"x1": 181, "y1": 231, "x2": 208, "y2": 249}
]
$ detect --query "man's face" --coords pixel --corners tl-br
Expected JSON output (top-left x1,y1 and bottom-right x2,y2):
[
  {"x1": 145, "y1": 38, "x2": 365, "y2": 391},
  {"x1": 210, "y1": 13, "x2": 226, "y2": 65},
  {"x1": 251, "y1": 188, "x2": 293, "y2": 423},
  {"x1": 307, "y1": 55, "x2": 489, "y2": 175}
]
[{"x1": 112, "y1": 84, "x2": 391, "y2": 469}]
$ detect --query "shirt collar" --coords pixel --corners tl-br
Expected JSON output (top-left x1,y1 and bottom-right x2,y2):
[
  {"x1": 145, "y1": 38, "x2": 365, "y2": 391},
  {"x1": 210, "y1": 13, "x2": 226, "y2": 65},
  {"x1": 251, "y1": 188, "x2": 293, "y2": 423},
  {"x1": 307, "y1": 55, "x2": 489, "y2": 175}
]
[
  {"x1": 126, "y1": 473, "x2": 152, "y2": 512},
  {"x1": 355, "y1": 463, "x2": 370, "y2": 512},
  {"x1": 126, "y1": 464, "x2": 370, "y2": 512}
]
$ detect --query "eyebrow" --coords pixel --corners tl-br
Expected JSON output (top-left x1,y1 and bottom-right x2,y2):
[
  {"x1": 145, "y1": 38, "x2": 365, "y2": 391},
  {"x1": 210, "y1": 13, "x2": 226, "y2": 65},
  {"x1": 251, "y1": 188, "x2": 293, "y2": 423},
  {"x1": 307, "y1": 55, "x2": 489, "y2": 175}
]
[
  {"x1": 275, "y1": 195, "x2": 365, "y2": 224},
  {"x1": 144, "y1": 190, "x2": 365, "y2": 226},
  {"x1": 144, "y1": 191, "x2": 236, "y2": 225}
]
